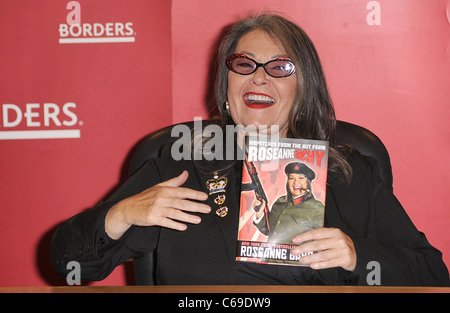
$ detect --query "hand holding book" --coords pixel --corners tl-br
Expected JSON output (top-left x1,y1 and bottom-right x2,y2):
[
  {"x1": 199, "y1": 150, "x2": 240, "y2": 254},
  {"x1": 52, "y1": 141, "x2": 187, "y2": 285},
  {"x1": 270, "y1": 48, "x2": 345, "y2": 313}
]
[{"x1": 291, "y1": 227, "x2": 357, "y2": 272}]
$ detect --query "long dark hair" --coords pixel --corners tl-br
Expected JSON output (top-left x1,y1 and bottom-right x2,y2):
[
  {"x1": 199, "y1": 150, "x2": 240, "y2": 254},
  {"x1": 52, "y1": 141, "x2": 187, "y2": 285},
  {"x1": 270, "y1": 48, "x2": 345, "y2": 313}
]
[{"x1": 214, "y1": 13, "x2": 352, "y2": 183}]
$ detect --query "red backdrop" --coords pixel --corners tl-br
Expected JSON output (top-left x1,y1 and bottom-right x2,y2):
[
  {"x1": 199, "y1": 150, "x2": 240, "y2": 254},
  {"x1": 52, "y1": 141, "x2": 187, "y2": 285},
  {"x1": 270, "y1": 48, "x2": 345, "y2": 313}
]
[{"x1": 0, "y1": 0, "x2": 448, "y2": 286}]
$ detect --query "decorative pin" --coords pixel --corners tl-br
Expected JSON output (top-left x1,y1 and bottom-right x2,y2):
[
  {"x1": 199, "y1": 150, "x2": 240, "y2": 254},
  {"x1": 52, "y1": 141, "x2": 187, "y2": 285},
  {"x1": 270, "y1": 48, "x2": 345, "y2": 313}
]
[
  {"x1": 206, "y1": 176, "x2": 228, "y2": 195},
  {"x1": 216, "y1": 206, "x2": 228, "y2": 217},
  {"x1": 214, "y1": 194, "x2": 226, "y2": 205}
]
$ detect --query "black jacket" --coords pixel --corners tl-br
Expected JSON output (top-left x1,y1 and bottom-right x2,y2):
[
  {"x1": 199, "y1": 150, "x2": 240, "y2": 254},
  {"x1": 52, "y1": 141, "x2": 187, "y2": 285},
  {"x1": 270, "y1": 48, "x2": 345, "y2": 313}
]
[{"x1": 51, "y1": 143, "x2": 450, "y2": 286}]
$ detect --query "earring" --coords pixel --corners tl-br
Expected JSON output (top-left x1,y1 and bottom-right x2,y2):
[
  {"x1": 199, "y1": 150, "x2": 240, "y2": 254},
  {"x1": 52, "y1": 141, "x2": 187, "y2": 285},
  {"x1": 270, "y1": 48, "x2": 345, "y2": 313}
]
[{"x1": 225, "y1": 101, "x2": 230, "y2": 116}]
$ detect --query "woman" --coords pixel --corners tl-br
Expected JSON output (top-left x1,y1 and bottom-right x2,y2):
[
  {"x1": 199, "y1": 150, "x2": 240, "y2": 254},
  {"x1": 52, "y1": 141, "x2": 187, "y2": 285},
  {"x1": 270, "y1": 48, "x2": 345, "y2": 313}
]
[
  {"x1": 253, "y1": 162, "x2": 325, "y2": 246},
  {"x1": 51, "y1": 13, "x2": 449, "y2": 285}
]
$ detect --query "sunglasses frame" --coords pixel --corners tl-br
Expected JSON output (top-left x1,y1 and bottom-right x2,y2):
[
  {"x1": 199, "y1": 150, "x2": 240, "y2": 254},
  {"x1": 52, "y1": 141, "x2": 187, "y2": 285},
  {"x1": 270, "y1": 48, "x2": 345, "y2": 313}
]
[{"x1": 226, "y1": 53, "x2": 296, "y2": 78}]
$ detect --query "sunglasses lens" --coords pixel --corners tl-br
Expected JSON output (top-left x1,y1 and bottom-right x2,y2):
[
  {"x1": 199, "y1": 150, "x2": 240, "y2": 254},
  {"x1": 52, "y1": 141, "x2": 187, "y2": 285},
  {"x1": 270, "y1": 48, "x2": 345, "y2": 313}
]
[
  {"x1": 266, "y1": 60, "x2": 295, "y2": 77},
  {"x1": 227, "y1": 54, "x2": 296, "y2": 77},
  {"x1": 229, "y1": 57, "x2": 256, "y2": 75}
]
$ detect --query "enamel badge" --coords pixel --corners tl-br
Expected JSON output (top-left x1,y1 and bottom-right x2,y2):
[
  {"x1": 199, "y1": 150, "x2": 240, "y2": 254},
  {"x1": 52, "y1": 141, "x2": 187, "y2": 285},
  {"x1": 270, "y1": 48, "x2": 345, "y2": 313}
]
[
  {"x1": 205, "y1": 176, "x2": 227, "y2": 195},
  {"x1": 216, "y1": 206, "x2": 228, "y2": 217},
  {"x1": 214, "y1": 194, "x2": 226, "y2": 205}
]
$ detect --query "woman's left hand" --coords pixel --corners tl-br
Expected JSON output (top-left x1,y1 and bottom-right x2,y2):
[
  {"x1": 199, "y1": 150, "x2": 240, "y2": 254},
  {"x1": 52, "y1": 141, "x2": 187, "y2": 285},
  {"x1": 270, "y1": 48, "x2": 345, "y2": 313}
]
[{"x1": 291, "y1": 227, "x2": 357, "y2": 272}]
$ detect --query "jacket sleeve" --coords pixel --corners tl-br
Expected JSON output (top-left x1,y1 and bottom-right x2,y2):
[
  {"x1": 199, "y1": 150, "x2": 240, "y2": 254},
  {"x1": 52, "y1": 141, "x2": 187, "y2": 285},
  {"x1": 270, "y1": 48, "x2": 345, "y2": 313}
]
[
  {"x1": 50, "y1": 159, "x2": 163, "y2": 282},
  {"x1": 343, "y1": 155, "x2": 450, "y2": 286}
]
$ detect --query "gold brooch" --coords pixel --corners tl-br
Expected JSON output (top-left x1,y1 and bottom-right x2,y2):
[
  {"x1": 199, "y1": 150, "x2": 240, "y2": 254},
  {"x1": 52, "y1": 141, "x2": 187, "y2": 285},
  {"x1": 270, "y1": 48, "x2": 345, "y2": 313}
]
[
  {"x1": 205, "y1": 176, "x2": 228, "y2": 195},
  {"x1": 216, "y1": 206, "x2": 228, "y2": 217},
  {"x1": 214, "y1": 194, "x2": 226, "y2": 205}
]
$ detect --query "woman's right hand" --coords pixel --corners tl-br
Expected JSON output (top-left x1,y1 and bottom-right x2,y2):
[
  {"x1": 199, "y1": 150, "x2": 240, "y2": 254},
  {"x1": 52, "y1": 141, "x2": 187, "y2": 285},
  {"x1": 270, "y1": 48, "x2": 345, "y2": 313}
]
[
  {"x1": 105, "y1": 171, "x2": 211, "y2": 239},
  {"x1": 252, "y1": 197, "x2": 266, "y2": 220}
]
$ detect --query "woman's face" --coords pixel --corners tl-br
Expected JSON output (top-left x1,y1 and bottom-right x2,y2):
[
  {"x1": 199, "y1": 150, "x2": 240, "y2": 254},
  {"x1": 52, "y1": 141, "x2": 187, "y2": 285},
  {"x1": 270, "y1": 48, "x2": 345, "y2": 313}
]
[
  {"x1": 287, "y1": 173, "x2": 308, "y2": 197},
  {"x1": 227, "y1": 29, "x2": 298, "y2": 138}
]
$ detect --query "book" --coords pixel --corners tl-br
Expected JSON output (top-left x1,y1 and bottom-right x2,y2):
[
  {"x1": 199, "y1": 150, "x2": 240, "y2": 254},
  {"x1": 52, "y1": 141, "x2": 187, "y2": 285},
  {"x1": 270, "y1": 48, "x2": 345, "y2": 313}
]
[{"x1": 236, "y1": 136, "x2": 329, "y2": 266}]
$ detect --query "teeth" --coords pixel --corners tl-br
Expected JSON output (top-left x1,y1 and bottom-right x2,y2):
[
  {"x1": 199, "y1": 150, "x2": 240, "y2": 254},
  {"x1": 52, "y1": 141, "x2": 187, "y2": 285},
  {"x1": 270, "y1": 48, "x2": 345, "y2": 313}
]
[{"x1": 245, "y1": 94, "x2": 275, "y2": 104}]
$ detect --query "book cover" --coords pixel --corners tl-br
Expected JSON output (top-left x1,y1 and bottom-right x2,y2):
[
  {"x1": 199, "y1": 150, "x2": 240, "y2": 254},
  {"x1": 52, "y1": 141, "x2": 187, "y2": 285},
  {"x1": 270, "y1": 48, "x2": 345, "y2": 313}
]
[{"x1": 236, "y1": 136, "x2": 329, "y2": 266}]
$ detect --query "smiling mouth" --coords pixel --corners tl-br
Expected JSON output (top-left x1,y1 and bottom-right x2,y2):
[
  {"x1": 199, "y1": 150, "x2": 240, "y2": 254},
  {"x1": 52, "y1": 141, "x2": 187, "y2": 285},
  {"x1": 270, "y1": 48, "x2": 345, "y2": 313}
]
[
  {"x1": 293, "y1": 186, "x2": 309, "y2": 194},
  {"x1": 243, "y1": 93, "x2": 275, "y2": 108},
  {"x1": 293, "y1": 186, "x2": 307, "y2": 192}
]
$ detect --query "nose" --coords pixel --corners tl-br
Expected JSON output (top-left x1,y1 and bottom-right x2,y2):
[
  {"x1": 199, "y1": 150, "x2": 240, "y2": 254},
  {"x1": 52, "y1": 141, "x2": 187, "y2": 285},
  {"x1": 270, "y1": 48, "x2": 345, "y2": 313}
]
[{"x1": 250, "y1": 67, "x2": 270, "y2": 86}]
